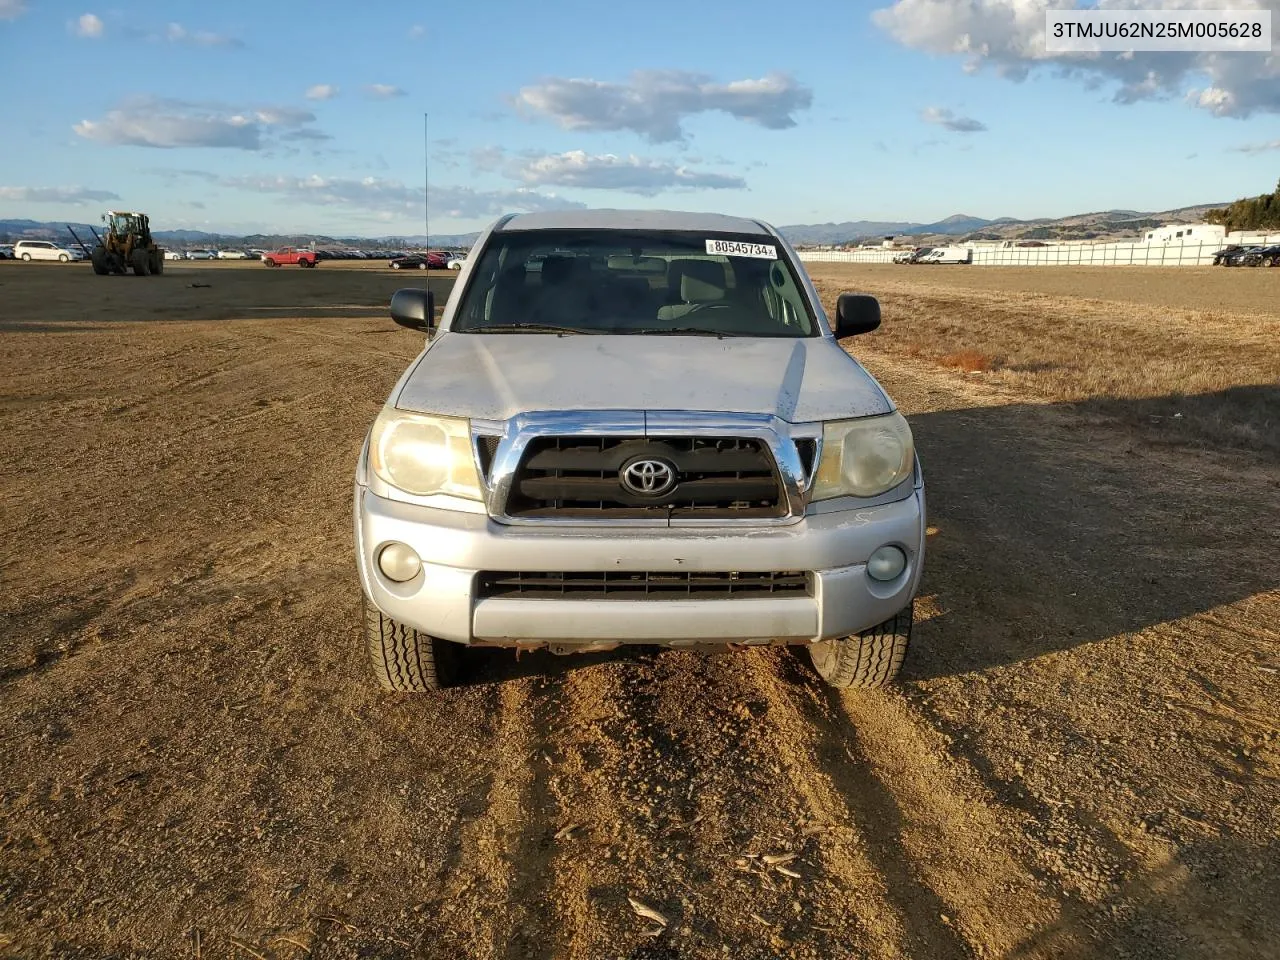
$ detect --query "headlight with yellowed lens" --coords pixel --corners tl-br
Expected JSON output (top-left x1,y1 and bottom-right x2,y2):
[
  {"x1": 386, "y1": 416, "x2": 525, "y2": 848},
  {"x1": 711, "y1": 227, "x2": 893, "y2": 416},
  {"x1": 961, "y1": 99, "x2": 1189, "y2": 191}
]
[
  {"x1": 812, "y1": 412, "x2": 914, "y2": 500},
  {"x1": 368, "y1": 409, "x2": 482, "y2": 500}
]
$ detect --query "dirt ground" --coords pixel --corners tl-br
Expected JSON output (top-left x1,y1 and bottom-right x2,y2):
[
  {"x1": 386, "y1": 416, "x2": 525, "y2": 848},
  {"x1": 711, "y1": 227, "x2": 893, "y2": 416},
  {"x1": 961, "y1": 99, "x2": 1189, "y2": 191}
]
[{"x1": 1, "y1": 260, "x2": 1277, "y2": 959}]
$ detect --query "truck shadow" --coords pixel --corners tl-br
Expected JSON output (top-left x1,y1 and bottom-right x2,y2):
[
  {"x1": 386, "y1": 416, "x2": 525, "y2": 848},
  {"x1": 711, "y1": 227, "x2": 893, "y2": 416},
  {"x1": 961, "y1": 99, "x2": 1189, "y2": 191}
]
[
  {"x1": 1002, "y1": 834, "x2": 1280, "y2": 959},
  {"x1": 902, "y1": 382, "x2": 1279, "y2": 680}
]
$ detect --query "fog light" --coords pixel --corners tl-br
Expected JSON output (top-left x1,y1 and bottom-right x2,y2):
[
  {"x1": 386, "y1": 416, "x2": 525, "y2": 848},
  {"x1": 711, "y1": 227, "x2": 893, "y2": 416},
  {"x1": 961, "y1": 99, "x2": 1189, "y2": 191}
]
[
  {"x1": 866, "y1": 545, "x2": 907, "y2": 582},
  {"x1": 378, "y1": 542, "x2": 422, "y2": 582}
]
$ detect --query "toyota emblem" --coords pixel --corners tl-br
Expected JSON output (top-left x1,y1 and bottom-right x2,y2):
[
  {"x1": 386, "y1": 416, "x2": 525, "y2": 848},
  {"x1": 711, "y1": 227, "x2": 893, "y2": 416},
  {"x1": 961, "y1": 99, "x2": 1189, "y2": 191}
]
[{"x1": 620, "y1": 457, "x2": 677, "y2": 497}]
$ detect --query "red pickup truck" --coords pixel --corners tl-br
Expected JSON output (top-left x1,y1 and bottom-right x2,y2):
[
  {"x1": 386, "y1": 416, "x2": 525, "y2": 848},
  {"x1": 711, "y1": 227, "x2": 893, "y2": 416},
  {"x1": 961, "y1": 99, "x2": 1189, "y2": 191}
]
[{"x1": 263, "y1": 247, "x2": 318, "y2": 268}]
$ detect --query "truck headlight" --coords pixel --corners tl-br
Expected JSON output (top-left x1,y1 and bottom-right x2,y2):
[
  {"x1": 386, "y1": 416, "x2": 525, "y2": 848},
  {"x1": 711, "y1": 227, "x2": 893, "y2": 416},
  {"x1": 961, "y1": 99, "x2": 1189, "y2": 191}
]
[
  {"x1": 811, "y1": 412, "x2": 914, "y2": 500},
  {"x1": 368, "y1": 409, "x2": 482, "y2": 500}
]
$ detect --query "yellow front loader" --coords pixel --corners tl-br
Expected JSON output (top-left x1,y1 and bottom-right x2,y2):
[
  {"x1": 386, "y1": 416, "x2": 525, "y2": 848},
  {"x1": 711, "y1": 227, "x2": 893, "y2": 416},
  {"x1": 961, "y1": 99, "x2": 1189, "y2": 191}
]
[{"x1": 88, "y1": 211, "x2": 164, "y2": 276}]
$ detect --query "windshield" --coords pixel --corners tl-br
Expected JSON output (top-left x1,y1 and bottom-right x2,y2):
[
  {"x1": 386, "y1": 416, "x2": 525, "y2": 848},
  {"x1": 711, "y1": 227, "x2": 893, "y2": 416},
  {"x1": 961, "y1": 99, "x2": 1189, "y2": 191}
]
[{"x1": 450, "y1": 229, "x2": 818, "y2": 337}]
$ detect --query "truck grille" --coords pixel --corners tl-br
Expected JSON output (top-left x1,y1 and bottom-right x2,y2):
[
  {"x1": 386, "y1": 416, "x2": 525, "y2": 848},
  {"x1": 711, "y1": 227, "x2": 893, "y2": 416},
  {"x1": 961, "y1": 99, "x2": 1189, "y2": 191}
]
[
  {"x1": 503, "y1": 436, "x2": 785, "y2": 520},
  {"x1": 476, "y1": 571, "x2": 810, "y2": 600}
]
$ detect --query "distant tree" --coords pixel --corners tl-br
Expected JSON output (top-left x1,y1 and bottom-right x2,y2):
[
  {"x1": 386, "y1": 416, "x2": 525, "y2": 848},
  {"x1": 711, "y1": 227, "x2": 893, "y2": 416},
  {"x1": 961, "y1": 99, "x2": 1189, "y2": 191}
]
[{"x1": 1204, "y1": 179, "x2": 1280, "y2": 231}]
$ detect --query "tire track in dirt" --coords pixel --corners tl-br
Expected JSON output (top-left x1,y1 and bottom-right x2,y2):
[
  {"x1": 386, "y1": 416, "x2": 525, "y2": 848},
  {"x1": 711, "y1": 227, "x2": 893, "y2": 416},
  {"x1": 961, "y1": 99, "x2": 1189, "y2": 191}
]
[
  {"x1": 736, "y1": 652, "x2": 978, "y2": 958},
  {"x1": 426, "y1": 674, "x2": 570, "y2": 959}
]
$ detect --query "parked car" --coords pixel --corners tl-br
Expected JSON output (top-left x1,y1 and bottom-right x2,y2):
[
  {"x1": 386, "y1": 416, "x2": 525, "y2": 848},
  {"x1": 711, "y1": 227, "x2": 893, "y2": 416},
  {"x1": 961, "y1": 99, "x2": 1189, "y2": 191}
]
[
  {"x1": 1212, "y1": 245, "x2": 1245, "y2": 266},
  {"x1": 13, "y1": 240, "x2": 78, "y2": 262},
  {"x1": 390, "y1": 252, "x2": 447, "y2": 270},
  {"x1": 448, "y1": 254, "x2": 467, "y2": 270},
  {"x1": 1248, "y1": 244, "x2": 1280, "y2": 267},
  {"x1": 217, "y1": 249, "x2": 251, "y2": 260},
  {"x1": 1220, "y1": 245, "x2": 1263, "y2": 267},
  {"x1": 390, "y1": 255, "x2": 430, "y2": 270},
  {"x1": 0, "y1": 244, "x2": 14, "y2": 260},
  {"x1": 186, "y1": 249, "x2": 217, "y2": 260},
  {"x1": 164, "y1": 250, "x2": 188, "y2": 261},
  {"x1": 355, "y1": 209, "x2": 924, "y2": 692},
  {"x1": 262, "y1": 247, "x2": 318, "y2": 268},
  {"x1": 893, "y1": 247, "x2": 928, "y2": 264},
  {"x1": 394, "y1": 252, "x2": 450, "y2": 270}
]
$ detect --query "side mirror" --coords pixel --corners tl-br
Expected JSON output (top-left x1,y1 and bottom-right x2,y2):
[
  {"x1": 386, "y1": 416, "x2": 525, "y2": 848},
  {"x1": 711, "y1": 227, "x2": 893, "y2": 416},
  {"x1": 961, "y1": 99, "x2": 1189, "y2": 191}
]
[
  {"x1": 390, "y1": 288, "x2": 434, "y2": 333},
  {"x1": 834, "y1": 293, "x2": 881, "y2": 338}
]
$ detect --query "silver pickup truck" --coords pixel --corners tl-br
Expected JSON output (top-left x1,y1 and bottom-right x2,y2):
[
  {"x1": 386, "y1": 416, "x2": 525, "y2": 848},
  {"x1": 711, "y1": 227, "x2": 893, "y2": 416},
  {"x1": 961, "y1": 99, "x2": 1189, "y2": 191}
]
[{"x1": 353, "y1": 210, "x2": 925, "y2": 691}]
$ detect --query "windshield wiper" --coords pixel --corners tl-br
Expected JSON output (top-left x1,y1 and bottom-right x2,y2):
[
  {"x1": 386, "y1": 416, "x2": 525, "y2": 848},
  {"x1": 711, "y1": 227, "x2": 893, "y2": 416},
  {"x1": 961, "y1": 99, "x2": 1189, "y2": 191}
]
[
  {"x1": 469, "y1": 322, "x2": 599, "y2": 335},
  {"x1": 624, "y1": 327, "x2": 733, "y2": 338}
]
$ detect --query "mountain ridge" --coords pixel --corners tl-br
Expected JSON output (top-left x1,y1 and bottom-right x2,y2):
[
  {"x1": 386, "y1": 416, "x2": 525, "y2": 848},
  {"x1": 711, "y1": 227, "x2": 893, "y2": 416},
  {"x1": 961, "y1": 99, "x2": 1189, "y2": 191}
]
[{"x1": 0, "y1": 203, "x2": 1230, "y2": 248}]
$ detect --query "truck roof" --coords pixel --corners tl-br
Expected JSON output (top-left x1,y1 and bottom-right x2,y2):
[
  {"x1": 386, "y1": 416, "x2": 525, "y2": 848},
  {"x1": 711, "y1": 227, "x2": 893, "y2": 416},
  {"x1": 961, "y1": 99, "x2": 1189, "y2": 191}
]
[{"x1": 498, "y1": 209, "x2": 770, "y2": 235}]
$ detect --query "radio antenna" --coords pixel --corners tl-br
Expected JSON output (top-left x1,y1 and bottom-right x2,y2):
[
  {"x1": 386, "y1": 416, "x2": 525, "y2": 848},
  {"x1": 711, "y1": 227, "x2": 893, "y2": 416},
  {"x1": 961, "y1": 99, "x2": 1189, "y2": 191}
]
[
  {"x1": 423, "y1": 111, "x2": 430, "y2": 293},
  {"x1": 430, "y1": 112, "x2": 435, "y2": 249}
]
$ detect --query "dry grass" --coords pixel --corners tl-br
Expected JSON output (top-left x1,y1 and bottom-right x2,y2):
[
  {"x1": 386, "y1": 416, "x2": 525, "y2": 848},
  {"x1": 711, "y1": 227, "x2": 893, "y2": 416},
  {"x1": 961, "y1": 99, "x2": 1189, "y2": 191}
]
[
  {"x1": 810, "y1": 264, "x2": 1280, "y2": 455},
  {"x1": 937, "y1": 349, "x2": 1000, "y2": 373}
]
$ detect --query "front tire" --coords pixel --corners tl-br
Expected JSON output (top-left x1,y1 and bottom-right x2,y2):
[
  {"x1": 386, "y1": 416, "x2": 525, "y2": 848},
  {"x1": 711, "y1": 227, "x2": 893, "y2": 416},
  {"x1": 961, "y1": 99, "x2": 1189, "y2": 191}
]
[
  {"x1": 363, "y1": 596, "x2": 459, "y2": 692},
  {"x1": 807, "y1": 602, "x2": 913, "y2": 689},
  {"x1": 264, "y1": 259, "x2": 276, "y2": 268},
  {"x1": 21, "y1": 253, "x2": 31, "y2": 261},
  {"x1": 59, "y1": 254, "x2": 69, "y2": 262}
]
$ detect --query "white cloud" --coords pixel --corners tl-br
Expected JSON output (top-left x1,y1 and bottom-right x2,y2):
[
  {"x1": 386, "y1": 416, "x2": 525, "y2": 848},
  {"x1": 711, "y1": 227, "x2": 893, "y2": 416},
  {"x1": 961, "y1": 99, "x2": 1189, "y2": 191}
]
[
  {"x1": 514, "y1": 70, "x2": 814, "y2": 143},
  {"x1": 920, "y1": 106, "x2": 987, "y2": 132},
  {"x1": 0, "y1": 0, "x2": 27, "y2": 20},
  {"x1": 0, "y1": 185, "x2": 121, "y2": 204},
  {"x1": 74, "y1": 13, "x2": 103, "y2": 38},
  {"x1": 873, "y1": 0, "x2": 1280, "y2": 118},
  {"x1": 408, "y1": 24, "x2": 426, "y2": 39},
  {"x1": 162, "y1": 21, "x2": 242, "y2": 47},
  {"x1": 503, "y1": 149, "x2": 747, "y2": 195},
  {"x1": 202, "y1": 172, "x2": 585, "y2": 221},
  {"x1": 365, "y1": 84, "x2": 407, "y2": 99},
  {"x1": 306, "y1": 84, "x2": 339, "y2": 101},
  {"x1": 430, "y1": 186, "x2": 587, "y2": 219},
  {"x1": 73, "y1": 97, "x2": 325, "y2": 150},
  {"x1": 1232, "y1": 138, "x2": 1280, "y2": 153}
]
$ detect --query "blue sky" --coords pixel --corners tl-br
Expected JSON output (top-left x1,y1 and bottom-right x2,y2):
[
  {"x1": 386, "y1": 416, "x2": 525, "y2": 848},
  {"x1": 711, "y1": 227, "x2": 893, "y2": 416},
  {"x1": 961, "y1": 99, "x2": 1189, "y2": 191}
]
[{"x1": 1, "y1": 0, "x2": 1278, "y2": 236}]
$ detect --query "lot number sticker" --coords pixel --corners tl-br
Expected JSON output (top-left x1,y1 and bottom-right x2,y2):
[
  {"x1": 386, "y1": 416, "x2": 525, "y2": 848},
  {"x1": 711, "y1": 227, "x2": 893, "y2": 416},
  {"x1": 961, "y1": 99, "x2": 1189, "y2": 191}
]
[{"x1": 706, "y1": 239, "x2": 777, "y2": 259}]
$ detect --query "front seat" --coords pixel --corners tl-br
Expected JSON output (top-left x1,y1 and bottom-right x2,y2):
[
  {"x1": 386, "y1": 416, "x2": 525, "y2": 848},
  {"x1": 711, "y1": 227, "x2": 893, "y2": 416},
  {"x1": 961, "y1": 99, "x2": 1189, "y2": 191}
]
[{"x1": 657, "y1": 259, "x2": 727, "y2": 323}]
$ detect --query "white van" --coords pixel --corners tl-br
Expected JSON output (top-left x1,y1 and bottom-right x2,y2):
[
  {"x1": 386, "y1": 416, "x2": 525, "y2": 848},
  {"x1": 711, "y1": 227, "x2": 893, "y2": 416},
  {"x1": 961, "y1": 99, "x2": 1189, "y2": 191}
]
[
  {"x1": 915, "y1": 246, "x2": 972, "y2": 265},
  {"x1": 13, "y1": 240, "x2": 79, "y2": 262}
]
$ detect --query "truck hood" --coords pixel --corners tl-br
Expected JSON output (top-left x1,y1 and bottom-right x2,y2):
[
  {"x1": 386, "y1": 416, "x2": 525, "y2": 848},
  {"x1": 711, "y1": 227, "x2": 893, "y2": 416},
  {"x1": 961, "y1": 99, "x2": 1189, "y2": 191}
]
[{"x1": 393, "y1": 333, "x2": 892, "y2": 423}]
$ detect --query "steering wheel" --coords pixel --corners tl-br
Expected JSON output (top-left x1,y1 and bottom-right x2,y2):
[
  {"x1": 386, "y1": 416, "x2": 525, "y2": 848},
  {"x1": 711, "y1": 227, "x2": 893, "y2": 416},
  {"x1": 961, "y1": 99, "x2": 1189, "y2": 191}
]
[{"x1": 679, "y1": 301, "x2": 734, "y2": 317}]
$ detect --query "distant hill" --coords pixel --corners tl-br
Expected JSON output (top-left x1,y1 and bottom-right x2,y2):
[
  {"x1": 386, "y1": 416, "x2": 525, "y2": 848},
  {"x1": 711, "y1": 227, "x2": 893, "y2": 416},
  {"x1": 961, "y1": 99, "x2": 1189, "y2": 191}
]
[
  {"x1": 778, "y1": 203, "x2": 1230, "y2": 245},
  {"x1": 0, "y1": 219, "x2": 479, "y2": 249}
]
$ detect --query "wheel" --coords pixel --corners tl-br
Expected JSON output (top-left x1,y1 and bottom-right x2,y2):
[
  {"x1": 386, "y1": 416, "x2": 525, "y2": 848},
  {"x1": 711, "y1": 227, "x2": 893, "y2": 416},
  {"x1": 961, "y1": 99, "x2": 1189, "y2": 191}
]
[
  {"x1": 152, "y1": 254, "x2": 164, "y2": 275},
  {"x1": 59, "y1": 254, "x2": 69, "y2": 262},
  {"x1": 264, "y1": 259, "x2": 276, "y2": 268},
  {"x1": 131, "y1": 250, "x2": 151, "y2": 276},
  {"x1": 418, "y1": 262, "x2": 427, "y2": 270},
  {"x1": 363, "y1": 596, "x2": 459, "y2": 691},
  {"x1": 21, "y1": 253, "x2": 31, "y2": 261},
  {"x1": 392, "y1": 262, "x2": 401, "y2": 269},
  {"x1": 807, "y1": 602, "x2": 913, "y2": 689},
  {"x1": 1266, "y1": 256, "x2": 1278, "y2": 268}
]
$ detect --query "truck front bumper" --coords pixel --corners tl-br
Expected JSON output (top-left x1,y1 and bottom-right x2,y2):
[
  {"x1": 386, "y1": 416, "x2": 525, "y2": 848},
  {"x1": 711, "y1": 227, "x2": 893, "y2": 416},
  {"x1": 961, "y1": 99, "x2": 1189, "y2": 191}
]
[{"x1": 354, "y1": 485, "x2": 926, "y2": 647}]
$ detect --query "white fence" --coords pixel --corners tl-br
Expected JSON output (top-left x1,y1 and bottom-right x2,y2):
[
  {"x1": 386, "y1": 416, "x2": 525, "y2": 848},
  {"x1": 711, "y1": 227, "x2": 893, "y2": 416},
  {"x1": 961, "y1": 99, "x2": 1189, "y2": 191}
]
[{"x1": 798, "y1": 233, "x2": 1280, "y2": 267}]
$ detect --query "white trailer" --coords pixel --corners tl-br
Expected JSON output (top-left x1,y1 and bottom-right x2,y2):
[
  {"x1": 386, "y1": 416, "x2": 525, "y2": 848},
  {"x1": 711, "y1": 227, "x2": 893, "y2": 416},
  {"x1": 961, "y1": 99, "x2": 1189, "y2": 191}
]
[{"x1": 1142, "y1": 223, "x2": 1226, "y2": 245}]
